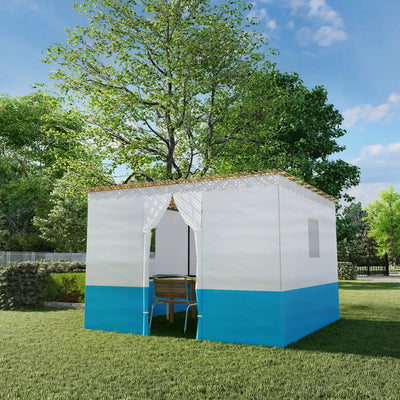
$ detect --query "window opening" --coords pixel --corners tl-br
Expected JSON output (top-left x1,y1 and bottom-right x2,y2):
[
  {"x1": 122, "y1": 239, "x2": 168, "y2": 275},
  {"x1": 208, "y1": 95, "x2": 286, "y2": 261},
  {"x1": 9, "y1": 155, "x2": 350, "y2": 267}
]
[
  {"x1": 308, "y1": 219, "x2": 320, "y2": 258},
  {"x1": 150, "y1": 228, "x2": 156, "y2": 258}
]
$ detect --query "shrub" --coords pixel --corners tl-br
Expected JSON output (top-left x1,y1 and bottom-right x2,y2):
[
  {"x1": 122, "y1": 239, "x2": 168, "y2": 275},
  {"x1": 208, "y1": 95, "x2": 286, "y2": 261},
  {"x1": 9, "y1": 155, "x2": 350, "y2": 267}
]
[
  {"x1": 338, "y1": 262, "x2": 357, "y2": 280},
  {"x1": 0, "y1": 262, "x2": 49, "y2": 310},
  {"x1": 37, "y1": 260, "x2": 86, "y2": 273},
  {"x1": 46, "y1": 273, "x2": 86, "y2": 303}
]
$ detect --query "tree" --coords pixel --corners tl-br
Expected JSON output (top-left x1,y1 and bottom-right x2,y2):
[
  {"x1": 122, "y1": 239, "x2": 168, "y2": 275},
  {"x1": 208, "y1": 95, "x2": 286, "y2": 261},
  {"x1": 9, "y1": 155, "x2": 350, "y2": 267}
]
[
  {"x1": 210, "y1": 70, "x2": 360, "y2": 198},
  {"x1": 365, "y1": 186, "x2": 400, "y2": 265},
  {"x1": 0, "y1": 91, "x2": 110, "y2": 251},
  {"x1": 44, "y1": 0, "x2": 270, "y2": 182},
  {"x1": 336, "y1": 202, "x2": 380, "y2": 265},
  {"x1": 44, "y1": 0, "x2": 358, "y2": 200},
  {"x1": 337, "y1": 202, "x2": 366, "y2": 240},
  {"x1": 33, "y1": 173, "x2": 88, "y2": 255}
]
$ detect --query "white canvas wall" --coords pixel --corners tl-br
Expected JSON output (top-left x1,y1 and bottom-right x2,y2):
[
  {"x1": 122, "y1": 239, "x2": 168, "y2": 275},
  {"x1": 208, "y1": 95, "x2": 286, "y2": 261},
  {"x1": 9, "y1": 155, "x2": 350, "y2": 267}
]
[
  {"x1": 201, "y1": 185, "x2": 281, "y2": 291},
  {"x1": 86, "y1": 174, "x2": 337, "y2": 291},
  {"x1": 86, "y1": 190, "x2": 144, "y2": 287},
  {"x1": 278, "y1": 181, "x2": 338, "y2": 291}
]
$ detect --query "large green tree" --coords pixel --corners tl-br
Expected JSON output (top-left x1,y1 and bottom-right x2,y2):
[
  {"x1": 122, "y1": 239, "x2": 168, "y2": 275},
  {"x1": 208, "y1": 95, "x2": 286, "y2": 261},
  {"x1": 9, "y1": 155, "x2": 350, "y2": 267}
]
[
  {"x1": 44, "y1": 0, "x2": 358, "y2": 199},
  {"x1": 44, "y1": 0, "x2": 270, "y2": 181},
  {"x1": 365, "y1": 186, "x2": 400, "y2": 265},
  {"x1": 0, "y1": 91, "x2": 110, "y2": 251}
]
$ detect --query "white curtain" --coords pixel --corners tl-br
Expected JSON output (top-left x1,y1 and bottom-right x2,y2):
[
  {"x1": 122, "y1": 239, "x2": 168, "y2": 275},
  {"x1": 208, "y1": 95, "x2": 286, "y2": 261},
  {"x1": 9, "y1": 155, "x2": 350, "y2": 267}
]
[
  {"x1": 173, "y1": 191, "x2": 202, "y2": 231},
  {"x1": 174, "y1": 191, "x2": 203, "y2": 289},
  {"x1": 143, "y1": 193, "x2": 173, "y2": 233},
  {"x1": 142, "y1": 193, "x2": 172, "y2": 335},
  {"x1": 142, "y1": 192, "x2": 172, "y2": 287}
]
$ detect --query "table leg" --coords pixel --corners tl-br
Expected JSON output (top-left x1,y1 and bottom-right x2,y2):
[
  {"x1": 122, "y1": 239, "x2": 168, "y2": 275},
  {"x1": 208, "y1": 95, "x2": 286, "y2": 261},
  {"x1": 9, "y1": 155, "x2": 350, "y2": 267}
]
[{"x1": 169, "y1": 303, "x2": 174, "y2": 323}]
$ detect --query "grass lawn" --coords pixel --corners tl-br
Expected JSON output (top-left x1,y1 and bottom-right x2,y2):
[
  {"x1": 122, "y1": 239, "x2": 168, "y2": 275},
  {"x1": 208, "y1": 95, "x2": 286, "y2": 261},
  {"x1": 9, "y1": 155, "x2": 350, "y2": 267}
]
[{"x1": 0, "y1": 282, "x2": 399, "y2": 399}]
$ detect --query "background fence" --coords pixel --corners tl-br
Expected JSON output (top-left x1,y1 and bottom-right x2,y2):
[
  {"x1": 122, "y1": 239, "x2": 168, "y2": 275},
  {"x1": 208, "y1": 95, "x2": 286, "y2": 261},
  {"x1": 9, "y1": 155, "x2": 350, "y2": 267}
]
[
  {"x1": 0, "y1": 252, "x2": 86, "y2": 268},
  {"x1": 357, "y1": 265, "x2": 389, "y2": 276}
]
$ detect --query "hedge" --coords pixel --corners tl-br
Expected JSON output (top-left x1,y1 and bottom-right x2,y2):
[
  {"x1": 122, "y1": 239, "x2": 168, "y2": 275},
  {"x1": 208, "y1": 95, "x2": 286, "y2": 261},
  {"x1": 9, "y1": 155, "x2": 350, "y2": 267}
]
[
  {"x1": 46, "y1": 273, "x2": 86, "y2": 303},
  {"x1": 0, "y1": 262, "x2": 48, "y2": 309},
  {"x1": 338, "y1": 261, "x2": 357, "y2": 280},
  {"x1": 0, "y1": 261, "x2": 86, "y2": 309},
  {"x1": 37, "y1": 260, "x2": 86, "y2": 273}
]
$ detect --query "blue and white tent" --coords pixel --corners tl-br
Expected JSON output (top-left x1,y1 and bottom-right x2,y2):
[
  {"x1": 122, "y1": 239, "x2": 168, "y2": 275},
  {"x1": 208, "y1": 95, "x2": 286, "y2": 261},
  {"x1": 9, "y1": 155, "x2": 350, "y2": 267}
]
[{"x1": 84, "y1": 171, "x2": 339, "y2": 347}]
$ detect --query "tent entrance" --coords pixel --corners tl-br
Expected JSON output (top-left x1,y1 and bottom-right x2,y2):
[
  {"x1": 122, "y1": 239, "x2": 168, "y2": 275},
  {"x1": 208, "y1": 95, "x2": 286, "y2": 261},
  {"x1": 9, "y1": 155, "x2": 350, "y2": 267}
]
[{"x1": 145, "y1": 199, "x2": 199, "y2": 335}]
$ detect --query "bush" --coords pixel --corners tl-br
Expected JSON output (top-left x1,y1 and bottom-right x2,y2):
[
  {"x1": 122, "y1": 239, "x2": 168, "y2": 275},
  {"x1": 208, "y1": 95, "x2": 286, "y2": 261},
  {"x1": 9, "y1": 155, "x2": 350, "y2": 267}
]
[
  {"x1": 0, "y1": 262, "x2": 49, "y2": 309},
  {"x1": 37, "y1": 260, "x2": 86, "y2": 273},
  {"x1": 0, "y1": 261, "x2": 86, "y2": 309},
  {"x1": 46, "y1": 273, "x2": 86, "y2": 303},
  {"x1": 338, "y1": 262, "x2": 357, "y2": 280}
]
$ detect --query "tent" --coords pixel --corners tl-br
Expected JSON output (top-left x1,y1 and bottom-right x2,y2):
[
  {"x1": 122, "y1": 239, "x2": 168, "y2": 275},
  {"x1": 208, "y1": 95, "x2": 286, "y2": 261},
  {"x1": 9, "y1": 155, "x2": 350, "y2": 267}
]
[{"x1": 84, "y1": 171, "x2": 339, "y2": 347}]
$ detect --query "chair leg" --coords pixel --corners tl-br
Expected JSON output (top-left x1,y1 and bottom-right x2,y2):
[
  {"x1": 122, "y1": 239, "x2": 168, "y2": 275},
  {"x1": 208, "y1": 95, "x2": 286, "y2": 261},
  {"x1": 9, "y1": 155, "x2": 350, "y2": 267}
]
[
  {"x1": 184, "y1": 304, "x2": 196, "y2": 333},
  {"x1": 149, "y1": 304, "x2": 155, "y2": 329}
]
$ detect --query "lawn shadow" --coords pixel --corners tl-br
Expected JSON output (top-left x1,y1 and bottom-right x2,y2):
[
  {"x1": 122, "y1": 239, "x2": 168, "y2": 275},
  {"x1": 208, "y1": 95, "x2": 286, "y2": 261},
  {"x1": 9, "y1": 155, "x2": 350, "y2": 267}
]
[
  {"x1": 339, "y1": 281, "x2": 400, "y2": 290},
  {"x1": 289, "y1": 318, "x2": 400, "y2": 358},
  {"x1": 150, "y1": 312, "x2": 197, "y2": 340},
  {"x1": 8, "y1": 306, "x2": 77, "y2": 313},
  {"x1": 150, "y1": 311, "x2": 400, "y2": 359}
]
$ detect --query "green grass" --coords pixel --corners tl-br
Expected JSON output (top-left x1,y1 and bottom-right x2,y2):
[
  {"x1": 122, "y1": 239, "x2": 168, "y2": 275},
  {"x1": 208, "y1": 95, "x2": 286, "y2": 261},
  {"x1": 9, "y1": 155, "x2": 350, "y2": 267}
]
[{"x1": 0, "y1": 282, "x2": 400, "y2": 399}]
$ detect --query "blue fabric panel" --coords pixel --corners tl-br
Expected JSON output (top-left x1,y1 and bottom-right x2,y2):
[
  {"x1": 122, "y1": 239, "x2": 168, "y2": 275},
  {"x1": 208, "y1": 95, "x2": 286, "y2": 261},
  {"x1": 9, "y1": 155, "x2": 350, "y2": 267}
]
[
  {"x1": 282, "y1": 282, "x2": 340, "y2": 346},
  {"x1": 148, "y1": 281, "x2": 188, "y2": 316},
  {"x1": 196, "y1": 289, "x2": 284, "y2": 347},
  {"x1": 84, "y1": 285, "x2": 144, "y2": 334}
]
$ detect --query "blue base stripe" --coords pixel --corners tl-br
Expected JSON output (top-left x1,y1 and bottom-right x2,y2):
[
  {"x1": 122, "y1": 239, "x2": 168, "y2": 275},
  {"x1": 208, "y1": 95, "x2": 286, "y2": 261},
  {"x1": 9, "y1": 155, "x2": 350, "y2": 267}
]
[
  {"x1": 85, "y1": 285, "x2": 146, "y2": 334},
  {"x1": 196, "y1": 282, "x2": 339, "y2": 347},
  {"x1": 282, "y1": 282, "x2": 339, "y2": 345},
  {"x1": 196, "y1": 289, "x2": 284, "y2": 346},
  {"x1": 85, "y1": 282, "x2": 339, "y2": 347}
]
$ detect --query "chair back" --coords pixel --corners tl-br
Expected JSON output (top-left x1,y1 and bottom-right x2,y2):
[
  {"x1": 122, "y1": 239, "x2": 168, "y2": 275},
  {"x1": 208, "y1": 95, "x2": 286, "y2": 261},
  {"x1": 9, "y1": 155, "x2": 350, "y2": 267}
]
[{"x1": 153, "y1": 275, "x2": 191, "y2": 304}]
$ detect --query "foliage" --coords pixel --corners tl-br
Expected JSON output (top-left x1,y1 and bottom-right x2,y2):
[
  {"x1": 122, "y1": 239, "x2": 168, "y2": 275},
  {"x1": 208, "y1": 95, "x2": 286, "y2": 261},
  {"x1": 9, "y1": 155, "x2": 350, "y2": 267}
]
[
  {"x1": 211, "y1": 70, "x2": 360, "y2": 198},
  {"x1": 0, "y1": 262, "x2": 48, "y2": 309},
  {"x1": 44, "y1": 1, "x2": 358, "y2": 199},
  {"x1": 33, "y1": 173, "x2": 88, "y2": 253},
  {"x1": 0, "y1": 260, "x2": 85, "y2": 309},
  {"x1": 44, "y1": 0, "x2": 273, "y2": 181},
  {"x1": 336, "y1": 202, "x2": 367, "y2": 245},
  {"x1": 0, "y1": 91, "x2": 110, "y2": 251},
  {"x1": 46, "y1": 273, "x2": 85, "y2": 303},
  {"x1": 337, "y1": 262, "x2": 357, "y2": 280},
  {"x1": 365, "y1": 186, "x2": 400, "y2": 265},
  {"x1": 38, "y1": 260, "x2": 86, "y2": 273},
  {"x1": 336, "y1": 202, "x2": 384, "y2": 265}
]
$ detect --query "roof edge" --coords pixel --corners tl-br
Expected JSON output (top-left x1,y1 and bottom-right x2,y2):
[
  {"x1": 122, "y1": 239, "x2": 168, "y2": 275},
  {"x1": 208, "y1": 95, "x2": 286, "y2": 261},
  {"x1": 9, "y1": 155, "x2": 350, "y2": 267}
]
[{"x1": 87, "y1": 169, "x2": 338, "y2": 203}]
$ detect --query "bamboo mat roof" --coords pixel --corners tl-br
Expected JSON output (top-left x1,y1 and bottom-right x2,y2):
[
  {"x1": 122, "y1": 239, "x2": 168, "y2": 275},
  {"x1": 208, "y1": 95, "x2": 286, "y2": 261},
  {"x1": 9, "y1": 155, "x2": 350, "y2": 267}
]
[{"x1": 87, "y1": 170, "x2": 337, "y2": 203}]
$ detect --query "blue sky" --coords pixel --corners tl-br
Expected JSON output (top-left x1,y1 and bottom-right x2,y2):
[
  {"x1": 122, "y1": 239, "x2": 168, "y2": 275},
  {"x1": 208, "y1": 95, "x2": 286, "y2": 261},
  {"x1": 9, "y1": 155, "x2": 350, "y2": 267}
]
[{"x1": 1, "y1": 0, "x2": 400, "y2": 205}]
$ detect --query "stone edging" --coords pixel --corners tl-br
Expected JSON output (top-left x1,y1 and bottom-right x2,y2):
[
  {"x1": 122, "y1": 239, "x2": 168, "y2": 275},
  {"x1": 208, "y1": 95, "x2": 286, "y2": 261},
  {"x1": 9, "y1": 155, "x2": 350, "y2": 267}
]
[{"x1": 43, "y1": 301, "x2": 85, "y2": 309}]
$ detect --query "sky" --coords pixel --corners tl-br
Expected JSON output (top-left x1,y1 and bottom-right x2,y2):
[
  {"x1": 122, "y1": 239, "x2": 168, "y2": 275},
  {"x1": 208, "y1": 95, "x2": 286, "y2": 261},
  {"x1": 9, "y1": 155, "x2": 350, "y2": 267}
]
[{"x1": 1, "y1": 0, "x2": 400, "y2": 205}]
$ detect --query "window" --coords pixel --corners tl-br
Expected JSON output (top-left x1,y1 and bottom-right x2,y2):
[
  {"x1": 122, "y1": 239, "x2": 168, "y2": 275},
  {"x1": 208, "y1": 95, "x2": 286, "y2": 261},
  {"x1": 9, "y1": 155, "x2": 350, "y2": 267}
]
[
  {"x1": 150, "y1": 228, "x2": 156, "y2": 258},
  {"x1": 308, "y1": 219, "x2": 320, "y2": 258}
]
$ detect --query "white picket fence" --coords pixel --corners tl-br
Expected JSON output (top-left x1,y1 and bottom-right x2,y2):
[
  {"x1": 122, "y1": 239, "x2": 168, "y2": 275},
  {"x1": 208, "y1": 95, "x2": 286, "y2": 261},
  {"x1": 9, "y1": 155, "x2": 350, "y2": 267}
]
[{"x1": 0, "y1": 251, "x2": 86, "y2": 268}]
